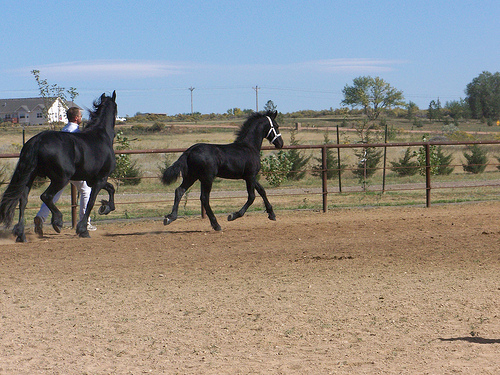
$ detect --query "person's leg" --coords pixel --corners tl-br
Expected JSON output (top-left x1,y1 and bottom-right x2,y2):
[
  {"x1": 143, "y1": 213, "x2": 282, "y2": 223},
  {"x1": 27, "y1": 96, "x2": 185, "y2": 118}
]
[{"x1": 70, "y1": 180, "x2": 95, "y2": 229}]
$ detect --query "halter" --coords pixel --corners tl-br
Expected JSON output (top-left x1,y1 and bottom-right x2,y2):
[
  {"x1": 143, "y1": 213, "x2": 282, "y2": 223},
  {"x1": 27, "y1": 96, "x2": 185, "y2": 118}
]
[{"x1": 265, "y1": 116, "x2": 282, "y2": 144}]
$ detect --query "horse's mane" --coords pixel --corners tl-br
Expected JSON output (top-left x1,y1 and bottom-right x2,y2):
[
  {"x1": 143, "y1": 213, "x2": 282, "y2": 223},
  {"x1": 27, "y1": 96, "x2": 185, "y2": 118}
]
[
  {"x1": 235, "y1": 111, "x2": 274, "y2": 143},
  {"x1": 82, "y1": 95, "x2": 109, "y2": 131}
]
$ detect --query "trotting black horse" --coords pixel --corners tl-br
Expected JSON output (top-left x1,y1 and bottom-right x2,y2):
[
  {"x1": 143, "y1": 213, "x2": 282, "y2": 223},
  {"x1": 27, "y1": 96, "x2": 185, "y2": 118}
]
[
  {"x1": 162, "y1": 110, "x2": 284, "y2": 231},
  {"x1": 0, "y1": 92, "x2": 118, "y2": 242}
]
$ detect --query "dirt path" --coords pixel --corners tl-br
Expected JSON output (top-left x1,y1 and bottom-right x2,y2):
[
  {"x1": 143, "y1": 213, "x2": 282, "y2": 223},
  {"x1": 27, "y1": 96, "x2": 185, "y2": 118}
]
[{"x1": 0, "y1": 202, "x2": 499, "y2": 374}]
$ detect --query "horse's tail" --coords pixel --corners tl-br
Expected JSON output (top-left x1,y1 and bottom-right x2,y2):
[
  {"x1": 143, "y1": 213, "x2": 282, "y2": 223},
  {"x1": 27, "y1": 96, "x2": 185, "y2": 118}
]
[
  {"x1": 162, "y1": 152, "x2": 188, "y2": 185},
  {"x1": 0, "y1": 138, "x2": 40, "y2": 227}
]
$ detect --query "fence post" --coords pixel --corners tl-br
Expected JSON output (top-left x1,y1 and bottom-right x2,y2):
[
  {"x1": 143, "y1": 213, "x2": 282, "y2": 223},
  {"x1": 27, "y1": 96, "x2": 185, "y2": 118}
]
[
  {"x1": 382, "y1": 125, "x2": 388, "y2": 193},
  {"x1": 336, "y1": 125, "x2": 342, "y2": 193},
  {"x1": 425, "y1": 143, "x2": 431, "y2": 207},
  {"x1": 322, "y1": 145, "x2": 328, "y2": 212},
  {"x1": 71, "y1": 184, "x2": 77, "y2": 228}
]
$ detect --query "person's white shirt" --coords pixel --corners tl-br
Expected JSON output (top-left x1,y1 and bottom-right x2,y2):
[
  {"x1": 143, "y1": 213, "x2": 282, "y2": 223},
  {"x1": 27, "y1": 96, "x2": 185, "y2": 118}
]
[{"x1": 61, "y1": 121, "x2": 80, "y2": 133}]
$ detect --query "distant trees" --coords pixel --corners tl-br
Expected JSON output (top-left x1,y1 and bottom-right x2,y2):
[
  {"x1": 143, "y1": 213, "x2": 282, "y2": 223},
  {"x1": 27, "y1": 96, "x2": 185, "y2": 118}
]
[
  {"x1": 465, "y1": 71, "x2": 500, "y2": 120},
  {"x1": 341, "y1": 76, "x2": 405, "y2": 120}
]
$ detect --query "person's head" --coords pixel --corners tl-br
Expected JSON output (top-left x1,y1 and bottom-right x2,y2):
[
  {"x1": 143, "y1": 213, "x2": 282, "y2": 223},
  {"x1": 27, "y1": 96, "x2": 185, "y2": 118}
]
[{"x1": 67, "y1": 107, "x2": 82, "y2": 124}]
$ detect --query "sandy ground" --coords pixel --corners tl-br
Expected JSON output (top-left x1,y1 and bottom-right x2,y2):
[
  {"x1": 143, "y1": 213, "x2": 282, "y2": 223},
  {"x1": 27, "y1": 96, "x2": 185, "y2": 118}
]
[{"x1": 0, "y1": 201, "x2": 499, "y2": 374}]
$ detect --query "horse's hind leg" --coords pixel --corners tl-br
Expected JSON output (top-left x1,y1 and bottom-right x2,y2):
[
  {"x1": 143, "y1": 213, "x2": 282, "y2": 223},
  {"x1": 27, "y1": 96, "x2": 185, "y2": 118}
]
[
  {"x1": 255, "y1": 181, "x2": 276, "y2": 221},
  {"x1": 98, "y1": 182, "x2": 115, "y2": 215},
  {"x1": 164, "y1": 178, "x2": 195, "y2": 226},
  {"x1": 228, "y1": 179, "x2": 256, "y2": 222},
  {"x1": 200, "y1": 180, "x2": 221, "y2": 231},
  {"x1": 12, "y1": 185, "x2": 30, "y2": 242},
  {"x1": 41, "y1": 182, "x2": 66, "y2": 233}
]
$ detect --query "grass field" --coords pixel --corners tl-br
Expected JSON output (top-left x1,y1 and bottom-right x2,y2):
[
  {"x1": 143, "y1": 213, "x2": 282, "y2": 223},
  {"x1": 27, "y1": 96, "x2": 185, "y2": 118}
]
[{"x1": 0, "y1": 113, "x2": 499, "y2": 225}]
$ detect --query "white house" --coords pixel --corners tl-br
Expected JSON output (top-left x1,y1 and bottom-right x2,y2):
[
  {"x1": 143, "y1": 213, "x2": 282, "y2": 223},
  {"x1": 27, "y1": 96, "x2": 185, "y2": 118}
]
[{"x1": 0, "y1": 97, "x2": 80, "y2": 125}]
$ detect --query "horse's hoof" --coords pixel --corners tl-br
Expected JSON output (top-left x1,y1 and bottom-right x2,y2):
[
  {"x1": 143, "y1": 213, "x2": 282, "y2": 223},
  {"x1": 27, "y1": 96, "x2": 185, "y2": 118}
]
[
  {"x1": 227, "y1": 213, "x2": 235, "y2": 221},
  {"x1": 163, "y1": 215, "x2": 175, "y2": 225},
  {"x1": 98, "y1": 205, "x2": 111, "y2": 215},
  {"x1": 268, "y1": 213, "x2": 276, "y2": 221},
  {"x1": 15, "y1": 235, "x2": 27, "y2": 243},
  {"x1": 213, "y1": 224, "x2": 222, "y2": 231},
  {"x1": 52, "y1": 223, "x2": 62, "y2": 233},
  {"x1": 78, "y1": 231, "x2": 91, "y2": 238}
]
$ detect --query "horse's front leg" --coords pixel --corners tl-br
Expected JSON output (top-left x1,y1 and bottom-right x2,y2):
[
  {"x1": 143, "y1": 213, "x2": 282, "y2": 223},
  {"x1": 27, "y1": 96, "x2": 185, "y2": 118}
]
[
  {"x1": 255, "y1": 181, "x2": 276, "y2": 221},
  {"x1": 98, "y1": 182, "x2": 115, "y2": 215},
  {"x1": 200, "y1": 181, "x2": 221, "y2": 231},
  {"x1": 228, "y1": 178, "x2": 256, "y2": 222},
  {"x1": 12, "y1": 185, "x2": 30, "y2": 242},
  {"x1": 76, "y1": 180, "x2": 104, "y2": 238}
]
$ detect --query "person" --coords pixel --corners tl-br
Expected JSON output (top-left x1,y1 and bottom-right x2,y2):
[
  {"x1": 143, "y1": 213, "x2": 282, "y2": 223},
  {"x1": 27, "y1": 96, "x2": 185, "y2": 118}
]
[{"x1": 33, "y1": 107, "x2": 97, "y2": 237}]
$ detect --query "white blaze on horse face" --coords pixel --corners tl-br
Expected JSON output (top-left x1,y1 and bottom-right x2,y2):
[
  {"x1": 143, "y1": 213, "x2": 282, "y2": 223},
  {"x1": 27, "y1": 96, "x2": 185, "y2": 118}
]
[{"x1": 266, "y1": 116, "x2": 282, "y2": 144}]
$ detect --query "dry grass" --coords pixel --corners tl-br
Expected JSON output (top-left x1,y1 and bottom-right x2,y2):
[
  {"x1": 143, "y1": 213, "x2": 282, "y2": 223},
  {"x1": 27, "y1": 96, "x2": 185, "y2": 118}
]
[{"x1": 0, "y1": 116, "x2": 499, "y2": 225}]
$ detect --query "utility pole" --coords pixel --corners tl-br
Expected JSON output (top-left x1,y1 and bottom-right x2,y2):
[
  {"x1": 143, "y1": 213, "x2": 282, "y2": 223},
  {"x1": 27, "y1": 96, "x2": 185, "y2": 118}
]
[
  {"x1": 253, "y1": 85, "x2": 259, "y2": 111},
  {"x1": 189, "y1": 87, "x2": 195, "y2": 114}
]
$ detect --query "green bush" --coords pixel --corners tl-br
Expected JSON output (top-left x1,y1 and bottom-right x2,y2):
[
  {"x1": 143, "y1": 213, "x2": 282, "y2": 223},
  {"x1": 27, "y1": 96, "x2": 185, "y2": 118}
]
[
  {"x1": 111, "y1": 131, "x2": 142, "y2": 186},
  {"x1": 390, "y1": 147, "x2": 419, "y2": 176},
  {"x1": 311, "y1": 132, "x2": 346, "y2": 179},
  {"x1": 352, "y1": 146, "x2": 383, "y2": 180},
  {"x1": 285, "y1": 130, "x2": 310, "y2": 181},
  {"x1": 462, "y1": 144, "x2": 488, "y2": 174},
  {"x1": 260, "y1": 151, "x2": 292, "y2": 187}
]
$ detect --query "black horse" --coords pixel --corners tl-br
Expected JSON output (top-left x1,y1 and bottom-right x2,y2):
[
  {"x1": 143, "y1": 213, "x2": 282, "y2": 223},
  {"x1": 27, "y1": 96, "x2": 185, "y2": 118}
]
[
  {"x1": 162, "y1": 111, "x2": 284, "y2": 231},
  {"x1": 0, "y1": 92, "x2": 118, "y2": 242}
]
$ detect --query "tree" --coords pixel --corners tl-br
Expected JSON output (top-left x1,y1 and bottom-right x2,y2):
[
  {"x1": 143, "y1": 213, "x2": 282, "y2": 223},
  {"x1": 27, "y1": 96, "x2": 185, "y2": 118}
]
[
  {"x1": 341, "y1": 76, "x2": 405, "y2": 120},
  {"x1": 284, "y1": 130, "x2": 311, "y2": 180},
  {"x1": 264, "y1": 100, "x2": 277, "y2": 112},
  {"x1": 406, "y1": 101, "x2": 419, "y2": 120},
  {"x1": 390, "y1": 147, "x2": 419, "y2": 176},
  {"x1": 445, "y1": 99, "x2": 470, "y2": 119},
  {"x1": 31, "y1": 69, "x2": 79, "y2": 128},
  {"x1": 465, "y1": 71, "x2": 500, "y2": 120},
  {"x1": 427, "y1": 98, "x2": 442, "y2": 122},
  {"x1": 351, "y1": 120, "x2": 383, "y2": 185},
  {"x1": 462, "y1": 144, "x2": 488, "y2": 174}
]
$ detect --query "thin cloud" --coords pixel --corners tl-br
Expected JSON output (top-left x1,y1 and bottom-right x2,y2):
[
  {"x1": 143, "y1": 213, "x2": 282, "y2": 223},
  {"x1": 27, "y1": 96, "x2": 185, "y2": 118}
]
[
  {"x1": 22, "y1": 60, "x2": 189, "y2": 79},
  {"x1": 13, "y1": 58, "x2": 408, "y2": 81},
  {"x1": 299, "y1": 58, "x2": 408, "y2": 73}
]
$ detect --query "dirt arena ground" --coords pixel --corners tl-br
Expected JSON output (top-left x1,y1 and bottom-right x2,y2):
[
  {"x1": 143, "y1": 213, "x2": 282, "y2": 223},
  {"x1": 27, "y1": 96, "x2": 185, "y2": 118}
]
[{"x1": 0, "y1": 201, "x2": 499, "y2": 374}]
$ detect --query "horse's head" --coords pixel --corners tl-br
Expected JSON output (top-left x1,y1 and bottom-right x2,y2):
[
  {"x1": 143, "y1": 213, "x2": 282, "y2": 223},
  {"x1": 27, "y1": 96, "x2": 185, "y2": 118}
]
[
  {"x1": 84, "y1": 91, "x2": 117, "y2": 136},
  {"x1": 264, "y1": 111, "x2": 283, "y2": 149}
]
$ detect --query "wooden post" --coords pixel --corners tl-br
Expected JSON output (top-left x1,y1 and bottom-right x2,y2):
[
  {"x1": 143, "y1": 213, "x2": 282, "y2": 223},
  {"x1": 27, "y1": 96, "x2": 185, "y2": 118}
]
[
  {"x1": 71, "y1": 184, "x2": 77, "y2": 228},
  {"x1": 425, "y1": 143, "x2": 431, "y2": 207},
  {"x1": 322, "y1": 146, "x2": 328, "y2": 212}
]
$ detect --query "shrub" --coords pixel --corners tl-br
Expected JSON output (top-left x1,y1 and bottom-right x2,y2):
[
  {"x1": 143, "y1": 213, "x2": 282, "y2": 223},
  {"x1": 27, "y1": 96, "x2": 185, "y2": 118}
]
[
  {"x1": 285, "y1": 130, "x2": 310, "y2": 181},
  {"x1": 352, "y1": 146, "x2": 383, "y2": 181},
  {"x1": 260, "y1": 151, "x2": 292, "y2": 187},
  {"x1": 111, "y1": 131, "x2": 142, "y2": 186},
  {"x1": 311, "y1": 132, "x2": 346, "y2": 179},
  {"x1": 390, "y1": 147, "x2": 419, "y2": 176},
  {"x1": 462, "y1": 144, "x2": 488, "y2": 174},
  {"x1": 414, "y1": 136, "x2": 454, "y2": 176}
]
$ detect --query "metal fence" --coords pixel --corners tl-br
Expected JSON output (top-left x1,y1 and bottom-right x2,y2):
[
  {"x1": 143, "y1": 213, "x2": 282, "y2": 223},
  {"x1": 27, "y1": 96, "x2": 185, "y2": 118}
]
[{"x1": 1, "y1": 139, "x2": 499, "y2": 228}]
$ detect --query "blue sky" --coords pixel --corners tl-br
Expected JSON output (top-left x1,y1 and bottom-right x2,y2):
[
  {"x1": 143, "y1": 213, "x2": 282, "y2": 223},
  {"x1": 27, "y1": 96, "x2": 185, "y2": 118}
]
[{"x1": 1, "y1": 0, "x2": 499, "y2": 117}]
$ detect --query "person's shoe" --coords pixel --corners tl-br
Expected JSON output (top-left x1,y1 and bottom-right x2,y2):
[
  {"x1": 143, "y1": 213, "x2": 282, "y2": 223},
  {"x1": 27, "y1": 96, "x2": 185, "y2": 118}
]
[
  {"x1": 34, "y1": 216, "x2": 43, "y2": 238},
  {"x1": 87, "y1": 223, "x2": 97, "y2": 231}
]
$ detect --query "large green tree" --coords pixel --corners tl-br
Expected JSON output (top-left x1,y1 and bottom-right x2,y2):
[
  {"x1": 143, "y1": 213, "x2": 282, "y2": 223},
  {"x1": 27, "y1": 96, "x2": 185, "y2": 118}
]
[
  {"x1": 341, "y1": 76, "x2": 405, "y2": 120},
  {"x1": 465, "y1": 71, "x2": 500, "y2": 120}
]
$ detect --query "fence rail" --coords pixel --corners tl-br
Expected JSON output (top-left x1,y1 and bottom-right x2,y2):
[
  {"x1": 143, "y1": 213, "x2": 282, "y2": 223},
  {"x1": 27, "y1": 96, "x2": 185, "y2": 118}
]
[{"x1": 1, "y1": 139, "x2": 499, "y2": 227}]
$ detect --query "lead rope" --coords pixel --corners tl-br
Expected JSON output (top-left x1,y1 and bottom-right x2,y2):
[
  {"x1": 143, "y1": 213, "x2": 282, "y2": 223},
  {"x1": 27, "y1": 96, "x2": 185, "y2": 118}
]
[{"x1": 266, "y1": 116, "x2": 282, "y2": 144}]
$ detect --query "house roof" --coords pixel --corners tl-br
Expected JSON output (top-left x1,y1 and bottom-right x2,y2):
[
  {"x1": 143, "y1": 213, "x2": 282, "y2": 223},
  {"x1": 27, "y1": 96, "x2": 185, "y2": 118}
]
[{"x1": 0, "y1": 97, "x2": 80, "y2": 114}]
